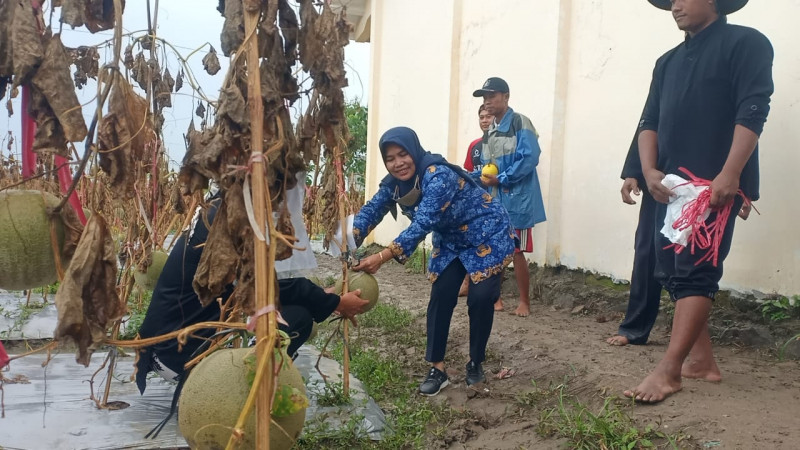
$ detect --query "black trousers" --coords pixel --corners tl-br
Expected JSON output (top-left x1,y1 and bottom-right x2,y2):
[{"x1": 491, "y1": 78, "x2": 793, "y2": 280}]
[
  {"x1": 617, "y1": 188, "x2": 663, "y2": 345},
  {"x1": 426, "y1": 259, "x2": 502, "y2": 364}
]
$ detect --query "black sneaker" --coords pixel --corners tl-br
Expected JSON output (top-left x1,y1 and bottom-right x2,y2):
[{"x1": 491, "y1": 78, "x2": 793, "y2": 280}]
[
  {"x1": 419, "y1": 367, "x2": 449, "y2": 396},
  {"x1": 465, "y1": 361, "x2": 485, "y2": 386}
]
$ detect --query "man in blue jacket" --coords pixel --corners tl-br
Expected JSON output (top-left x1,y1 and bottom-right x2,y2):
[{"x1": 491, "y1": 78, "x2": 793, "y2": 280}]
[{"x1": 472, "y1": 77, "x2": 547, "y2": 317}]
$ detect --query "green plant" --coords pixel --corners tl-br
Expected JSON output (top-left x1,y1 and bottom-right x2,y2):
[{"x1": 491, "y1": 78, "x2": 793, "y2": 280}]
[
  {"x1": 405, "y1": 244, "x2": 427, "y2": 275},
  {"x1": 536, "y1": 385, "x2": 685, "y2": 449},
  {"x1": 358, "y1": 302, "x2": 413, "y2": 332},
  {"x1": 120, "y1": 289, "x2": 153, "y2": 340},
  {"x1": 761, "y1": 296, "x2": 799, "y2": 322},
  {"x1": 314, "y1": 381, "x2": 352, "y2": 407}
]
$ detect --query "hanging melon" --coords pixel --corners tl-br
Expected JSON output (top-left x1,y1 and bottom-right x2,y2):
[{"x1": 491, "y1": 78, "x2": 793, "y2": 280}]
[
  {"x1": 178, "y1": 347, "x2": 308, "y2": 449},
  {"x1": 0, "y1": 190, "x2": 68, "y2": 290},
  {"x1": 334, "y1": 271, "x2": 380, "y2": 312},
  {"x1": 133, "y1": 249, "x2": 168, "y2": 291}
]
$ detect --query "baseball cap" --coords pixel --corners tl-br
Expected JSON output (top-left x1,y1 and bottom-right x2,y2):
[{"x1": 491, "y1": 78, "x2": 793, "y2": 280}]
[{"x1": 472, "y1": 77, "x2": 509, "y2": 97}]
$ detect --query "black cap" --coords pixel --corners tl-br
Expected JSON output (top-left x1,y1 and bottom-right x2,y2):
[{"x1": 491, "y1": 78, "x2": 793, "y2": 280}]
[{"x1": 473, "y1": 77, "x2": 509, "y2": 97}]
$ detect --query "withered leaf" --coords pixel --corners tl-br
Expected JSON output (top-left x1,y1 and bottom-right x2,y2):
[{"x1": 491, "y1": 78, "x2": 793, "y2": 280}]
[
  {"x1": 123, "y1": 43, "x2": 134, "y2": 69},
  {"x1": 193, "y1": 198, "x2": 239, "y2": 307},
  {"x1": 11, "y1": 0, "x2": 44, "y2": 85},
  {"x1": 202, "y1": 46, "x2": 221, "y2": 75},
  {"x1": 220, "y1": 0, "x2": 244, "y2": 57},
  {"x1": 32, "y1": 34, "x2": 88, "y2": 143},
  {"x1": 29, "y1": 84, "x2": 68, "y2": 155},
  {"x1": 217, "y1": 84, "x2": 248, "y2": 130},
  {"x1": 163, "y1": 68, "x2": 175, "y2": 92},
  {"x1": 97, "y1": 75, "x2": 156, "y2": 198},
  {"x1": 62, "y1": 0, "x2": 124, "y2": 33},
  {"x1": 131, "y1": 51, "x2": 149, "y2": 90},
  {"x1": 175, "y1": 68, "x2": 184, "y2": 92},
  {"x1": 0, "y1": 0, "x2": 16, "y2": 77},
  {"x1": 195, "y1": 101, "x2": 206, "y2": 118},
  {"x1": 54, "y1": 214, "x2": 125, "y2": 367}
]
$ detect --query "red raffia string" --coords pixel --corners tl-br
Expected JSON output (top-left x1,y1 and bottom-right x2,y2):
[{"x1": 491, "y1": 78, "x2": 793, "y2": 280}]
[{"x1": 663, "y1": 167, "x2": 757, "y2": 267}]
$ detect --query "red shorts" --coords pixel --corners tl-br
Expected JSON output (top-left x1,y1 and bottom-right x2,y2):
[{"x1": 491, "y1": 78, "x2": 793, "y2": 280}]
[{"x1": 514, "y1": 228, "x2": 534, "y2": 253}]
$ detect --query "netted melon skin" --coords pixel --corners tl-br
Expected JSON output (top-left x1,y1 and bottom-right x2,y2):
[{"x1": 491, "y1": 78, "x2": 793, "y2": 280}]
[
  {"x1": 335, "y1": 271, "x2": 380, "y2": 312},
  {"x1": 0, "y1": 190, "x2": 66, "y2": 290},
  {"x1": 178, "y1": 348, "x2": 307, "y2": 449}
]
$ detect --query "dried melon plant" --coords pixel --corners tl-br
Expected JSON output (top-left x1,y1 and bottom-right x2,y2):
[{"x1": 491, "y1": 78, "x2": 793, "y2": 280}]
[{"x1": 3, "y1": 0, "x2": 357, "y2": 446}]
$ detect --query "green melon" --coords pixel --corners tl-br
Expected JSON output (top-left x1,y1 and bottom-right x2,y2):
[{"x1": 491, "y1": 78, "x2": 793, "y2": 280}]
[
  {"x1": 0, "y1": 190, "x2": 67, "y2": 290},
  {"x1": 133, "y1": 250, "x2": 168, "y2": 291},
  {"x1": 178, "y1": 347, "x2": 308, "y2": 450},
  {"x1": 334, "y1": 271, "x2": 380, "y2": 312}
]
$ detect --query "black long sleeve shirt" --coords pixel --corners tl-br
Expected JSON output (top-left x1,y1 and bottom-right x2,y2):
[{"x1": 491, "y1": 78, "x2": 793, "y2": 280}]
[{"x1": 637, "y1": 16, "x2": 774, "y2": 200}]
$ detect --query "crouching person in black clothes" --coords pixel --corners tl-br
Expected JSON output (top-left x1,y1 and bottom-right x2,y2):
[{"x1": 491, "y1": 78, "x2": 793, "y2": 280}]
[{"x1": 134, "y1": 194, "x2": 368, "y2": 396}]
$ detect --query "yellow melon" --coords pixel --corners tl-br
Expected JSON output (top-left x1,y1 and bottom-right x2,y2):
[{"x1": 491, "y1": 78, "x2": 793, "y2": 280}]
[
  {"x1": 0, "y1": 190, "x2": 68, "y2": 290},
  {"x1": 481, "y1": 163, "x2": 499, "y2": 176},
  {"x1": 334, "y1": 271, "x2": 380, "y2": 312},
  {"x1": 178, "y1": 347, "x2": 308, "y2": 450},
  {"x1": 133, "y1": 250, "x2": 168, "y2": 291}
]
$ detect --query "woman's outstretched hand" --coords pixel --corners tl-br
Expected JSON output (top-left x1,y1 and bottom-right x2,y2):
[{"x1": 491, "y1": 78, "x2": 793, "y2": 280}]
[{"x1": 352, "y1": 249, "x2": 389, "y2": 274}]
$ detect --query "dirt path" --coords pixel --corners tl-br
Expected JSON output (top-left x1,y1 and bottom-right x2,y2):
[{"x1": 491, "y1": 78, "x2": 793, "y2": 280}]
[{"x1": 317, "y1": 254, "x2": 800, "y2": 449}]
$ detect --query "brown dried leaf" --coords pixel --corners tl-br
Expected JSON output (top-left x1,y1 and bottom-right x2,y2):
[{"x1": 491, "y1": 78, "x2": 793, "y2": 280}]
[
  {"x1": 175, "y1": 68, "x2": 184, "y2": 92},
  {"x1": 123, "y1": 43, "x2": 134, "y2": 69},
  {"x1": 62, "y1": 0, "x2": 124, "y2": 33},
  {"x1": 54, "y1": 215, "x2": 125, "y2": 367},
  {"x1": 131, "y1": 52, "x2": 149, "y2": 90},
  {"x1": 195, "y1": 101, "x2": 206, "y2": 118},
  {"x1": 193, "y1": 199, "x2": 239, "y2": 307},
  {"x1": 202, "y1": 46, "x2": 221, "y2": 75},
  {"x1": 217, "y1": 84, "x2": 248, "y2": 129},
  {"x1": 0, "y1": 0, "x2": 16, "y2": 77},
  {"x1": 69, "y1": 45, "x2": 99, "y2": 89},
  {"x1": 11, "y1": 0, "x2": 44, "y2": 85},
  {"x1": 163, "y1": 68, "x2": 175, "y2": 92},
  {"x1": 32, "y1": 34, "x2": 88, "y2": 143},
  {"x1": 220, "y1": 0, "x2": 244, "y2": 57},
  {"x1": 28, "y1": 85, "x2": 68, "y2": 156},
  {"x1": 97, "y1": 75, "x2": 156, "y2": 197}
]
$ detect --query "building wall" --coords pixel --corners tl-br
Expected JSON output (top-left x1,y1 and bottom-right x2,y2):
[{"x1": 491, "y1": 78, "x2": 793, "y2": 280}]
[{"x1": 365, "y1": 0, "x2": 800, "y2": 295}]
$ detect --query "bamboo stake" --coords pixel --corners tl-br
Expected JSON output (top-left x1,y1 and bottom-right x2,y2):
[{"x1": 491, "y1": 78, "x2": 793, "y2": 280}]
[{"x1": 236, "y1": 3, "x2": 277, "y2": 449}]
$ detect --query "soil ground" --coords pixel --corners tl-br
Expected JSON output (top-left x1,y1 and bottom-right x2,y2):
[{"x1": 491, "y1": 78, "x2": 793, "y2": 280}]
[{"x1": 316, "y1": 252, "x2": 800, "y2": 449}]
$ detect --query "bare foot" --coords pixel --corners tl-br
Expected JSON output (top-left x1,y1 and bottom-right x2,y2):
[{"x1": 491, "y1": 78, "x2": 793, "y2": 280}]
[
  {"x1": 606, "y1": 335, "x2": 630, "y2": 346},
  {"x1": 494, "y1": 299, "x2": 504, "y2": 311},
  {"x1": 624, "y1": 370, "x2": 682, "y2": 404},
  {"x1": 681, "y1": 359, "x2": 722, "y2": 382},
  {"x1": 512, "y1": 303, "x2": 530, "y2": 317}
]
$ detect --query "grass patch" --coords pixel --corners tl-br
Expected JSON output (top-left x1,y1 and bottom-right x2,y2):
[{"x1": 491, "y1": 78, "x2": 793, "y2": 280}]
[
  {"x1": 405, "y1": 244, "x2": 428, "y2": 275},
  {"x1": 358, "y1": 302, "x2": 414, "y2": 332},
  {"x1": 314, "y1": 381, "x2": 352, "y2": 407},
  {"x1": 585, "y1": 274, "x2": 630, "y2": 292},
  {"x1": 120, "y1": 288, "x2": 153, "y2": 340},
  {"x1": 761, "y1": 295, "x2": 800, "y2": 322},
  {"x1": 535, "y1": 384, "x2": 687, "y2": 449},
  {"x1": 298, "y1": 302, "x2": 452, "y2": 449},
  {"x1": 0, "y1": 300, "x2": 48, "y2": 339}
]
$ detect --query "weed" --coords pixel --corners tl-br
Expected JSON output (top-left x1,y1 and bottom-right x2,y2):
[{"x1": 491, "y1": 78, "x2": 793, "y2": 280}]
[
  {"x1": 314, "y1": 381, "x2": 352, "y2": 407},
  {"x1": 120, "y1": 289, "x2": 153, "y2": 340},
  {"x1": 405, "y1": 244, "x2": 428, "y2": 275},
  {"x1": 358, "y1": 302, "x2": 413, "y2": 332},
  {"x1": 536, "y1": 385, "x2": 686, "y2": 449},
  {"x1": 761, "y1": 296, "x2": 799, "y2": 322}
]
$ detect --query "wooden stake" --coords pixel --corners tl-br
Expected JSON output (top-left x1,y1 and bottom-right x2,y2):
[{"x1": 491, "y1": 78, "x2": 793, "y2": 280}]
[{"x1": 243, "y1": 3, "x2": 276, "y2": 449}]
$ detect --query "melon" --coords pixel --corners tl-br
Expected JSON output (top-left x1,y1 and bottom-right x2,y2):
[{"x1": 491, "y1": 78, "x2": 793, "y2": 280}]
[
  {"x1": 0, "y1": 190, "x2": 67, "y2": 290},
  {"x1": 334, "y1": 271, "x2": 380, "y2": 312},
  {"x1": 133, "y1": 250, "x2": 168, "y2": 291},
  {"x1": 178, "y1": 347, "x2": 308, "y2": 450}
]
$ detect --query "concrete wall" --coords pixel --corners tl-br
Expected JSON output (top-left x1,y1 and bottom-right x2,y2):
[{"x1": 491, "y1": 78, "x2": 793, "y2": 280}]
[{"x1": 365, "y1": 0, "x2": 800, "y2": 295}]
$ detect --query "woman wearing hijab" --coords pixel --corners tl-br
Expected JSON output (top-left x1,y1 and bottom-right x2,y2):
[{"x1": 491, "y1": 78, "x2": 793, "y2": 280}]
[{"x1": 352, "y1": 127, "x2": 515, "y2": 396}]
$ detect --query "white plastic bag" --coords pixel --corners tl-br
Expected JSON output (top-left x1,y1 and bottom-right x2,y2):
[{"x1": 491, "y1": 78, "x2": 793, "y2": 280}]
[
  {"x1": 327, "y1": 214, "x2": 358, "y2": 258},
  {"x1": 274, "y1": 172, "x2": 319, "y2": 279},
  {"x1": 660, "y1": 174, "x2": 710, "y2": 247}
]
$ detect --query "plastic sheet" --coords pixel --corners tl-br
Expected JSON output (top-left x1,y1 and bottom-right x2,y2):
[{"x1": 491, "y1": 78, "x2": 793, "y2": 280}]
[{"x1": 1, "y1": 347, "x2": 386, "y2": 448}]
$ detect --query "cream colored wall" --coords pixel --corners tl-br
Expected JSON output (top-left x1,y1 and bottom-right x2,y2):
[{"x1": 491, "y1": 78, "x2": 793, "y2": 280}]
[{"x1": 365, "y1": 0, "x2": 800, "y2": 295}]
